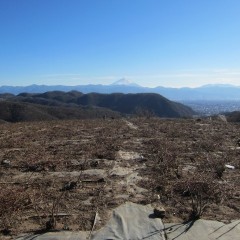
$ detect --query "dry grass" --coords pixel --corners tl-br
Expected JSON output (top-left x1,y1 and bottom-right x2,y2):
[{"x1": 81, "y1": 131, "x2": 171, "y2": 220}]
[{"x1": 0, "y1": 118, "x2": 239, "y2": 237}]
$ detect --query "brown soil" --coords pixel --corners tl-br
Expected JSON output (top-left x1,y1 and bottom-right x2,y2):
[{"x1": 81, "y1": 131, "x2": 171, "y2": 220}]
[{"x1": 0, "y1": 118, "x2": 239, "y2": 238}]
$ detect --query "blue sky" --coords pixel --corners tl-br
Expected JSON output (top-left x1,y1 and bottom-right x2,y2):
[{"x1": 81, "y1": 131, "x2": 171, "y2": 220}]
[{"x1": 1, "y1": 0, "x2": 240, "y2": 87}]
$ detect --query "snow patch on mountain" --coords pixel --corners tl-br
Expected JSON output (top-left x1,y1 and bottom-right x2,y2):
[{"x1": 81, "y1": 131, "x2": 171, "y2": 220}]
[{"x1": 111, "y1": 78, "x2": 140, "y2": 87}]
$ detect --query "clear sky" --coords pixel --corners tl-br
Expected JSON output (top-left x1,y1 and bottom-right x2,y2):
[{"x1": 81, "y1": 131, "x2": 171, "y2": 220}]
[{"x1": 1, "y1": 0, "x2": 240, "y2": 88}]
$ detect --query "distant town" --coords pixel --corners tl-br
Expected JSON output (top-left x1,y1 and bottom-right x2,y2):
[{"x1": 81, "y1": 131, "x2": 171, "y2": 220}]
[{"x1": 182, "y1": 100, "x2": 240, "y2": 116}]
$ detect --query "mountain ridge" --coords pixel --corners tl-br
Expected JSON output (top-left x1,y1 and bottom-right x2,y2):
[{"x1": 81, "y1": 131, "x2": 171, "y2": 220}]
[{"x1": 1, "y1": 83, "x2": 240, "y2": 100}]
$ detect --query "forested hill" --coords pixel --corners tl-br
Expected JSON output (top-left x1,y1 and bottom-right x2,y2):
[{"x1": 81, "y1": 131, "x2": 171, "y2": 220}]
[{"x1": 0, "y1": 91, "x2": 195, "y2": 122}]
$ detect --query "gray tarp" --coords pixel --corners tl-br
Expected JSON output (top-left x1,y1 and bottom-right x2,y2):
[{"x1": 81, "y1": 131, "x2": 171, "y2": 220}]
[
  {"x1": 16, "y1": 203, "x2": 240, "y2": 240},
  {"x1": 92, "y1": 202, "x2": 165, "y2": 240},
  {"x1": 165, "y1": 219, "x2": 240, "y2": 240}
]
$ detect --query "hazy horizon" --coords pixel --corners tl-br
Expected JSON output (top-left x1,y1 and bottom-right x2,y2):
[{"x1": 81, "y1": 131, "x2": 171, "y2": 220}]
[
  {"x1": 0, "y1": 80, "x2": 240, "y2": 89},
  {"x1": 1, "y1": 1, "x2": 240, "y2": 88}
]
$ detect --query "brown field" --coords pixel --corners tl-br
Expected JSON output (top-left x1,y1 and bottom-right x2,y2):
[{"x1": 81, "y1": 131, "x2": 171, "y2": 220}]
[{"x1": 0, "y1": 117, "x2": 239, "y2": 237}]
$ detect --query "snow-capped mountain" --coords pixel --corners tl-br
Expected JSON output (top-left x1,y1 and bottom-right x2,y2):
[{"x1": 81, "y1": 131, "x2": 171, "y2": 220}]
[{"x1": 111, "y1": 78, "x2": 140, "y2": 87}]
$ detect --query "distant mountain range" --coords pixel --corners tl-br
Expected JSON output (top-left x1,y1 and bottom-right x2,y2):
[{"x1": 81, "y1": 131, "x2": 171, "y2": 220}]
[
  {"x1": 0, "y1": 82, "x2": 240, "y2": 101},
  {"x1": 0, "y1": 91, "x2": 194, "y2": 122}
]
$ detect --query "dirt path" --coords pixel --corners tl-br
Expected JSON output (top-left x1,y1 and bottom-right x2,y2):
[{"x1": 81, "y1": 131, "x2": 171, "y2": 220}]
[{"x1": 123, "y1": 119, "x2": 139, "y2": 130}]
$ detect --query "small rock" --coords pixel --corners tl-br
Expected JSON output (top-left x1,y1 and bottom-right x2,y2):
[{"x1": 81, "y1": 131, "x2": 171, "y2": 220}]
[
  {"x1": 225, "y1": 164, "x2": 235, "y2": 170},
  {"x1": 151, "y1": 203, "x2": 166, "y2": 218},
  {"x1": 61, "y1": 181, "x2": 77, "y2": 191},
  {"x1": 90, "y1": 160, "x2": 99, "y2": 168},
  {"x1": 1, "y1": 160, "x2": 11, "y2": 167},
  {"x1": 153, "y1": 206, "x2": 166, "y2": 218}
]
